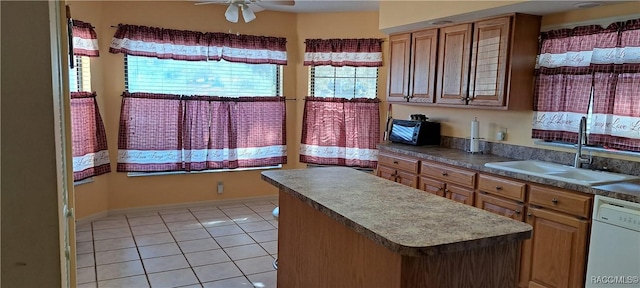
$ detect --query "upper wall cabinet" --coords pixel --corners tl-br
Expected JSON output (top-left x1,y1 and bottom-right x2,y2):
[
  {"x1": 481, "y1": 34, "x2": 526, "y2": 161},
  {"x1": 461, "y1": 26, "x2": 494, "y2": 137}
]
[
  {"x1": 387, "y1": 29, "x2": 438, "y2": 103},
  {"x1": 387, "y1": 13, "x2": 541, "y2": 110},
  {"x1": 435, "y1": 23, "x2": 473, "y2": 105}
]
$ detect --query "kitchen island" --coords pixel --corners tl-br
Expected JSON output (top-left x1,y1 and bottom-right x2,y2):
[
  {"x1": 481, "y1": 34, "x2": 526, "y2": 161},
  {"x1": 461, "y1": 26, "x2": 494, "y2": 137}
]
[{"x1": 261, "y1": 167, "x2": 533, "y2": 288}]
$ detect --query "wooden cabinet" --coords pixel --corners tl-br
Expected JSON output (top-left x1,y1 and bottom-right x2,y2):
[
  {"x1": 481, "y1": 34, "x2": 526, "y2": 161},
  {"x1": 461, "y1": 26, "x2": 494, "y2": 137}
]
[
  {"x1": 520, "y1": 185, "x2": 592, "y2": 288},
  {"x1": 420, "y1": 160, "x2": 476, "y2": 206},
  {"x1": 435, "y1": 23, "x2": 472, "y2": 105},
  {"x1": 468, "y1": 16, "x2": 510, "y2": 106},
  {"x1": 376, "y1": 152, "x2": 419, "y2": 188},
  {"x1": 387, "y1": 29, "x2": 438, "y2": 103},
  {"x1": 387, "y1": 13, "x2": 541, "y2": 110},
  {"x1": 387, "y1": 33, "x2": 411, "y2": 102}
]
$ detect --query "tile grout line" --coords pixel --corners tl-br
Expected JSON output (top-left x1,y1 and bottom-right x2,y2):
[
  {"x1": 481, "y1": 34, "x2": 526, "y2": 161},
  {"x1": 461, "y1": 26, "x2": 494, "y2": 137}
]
[{"x1": 83, "y1": 201, "x2": 279, "y2": 287}]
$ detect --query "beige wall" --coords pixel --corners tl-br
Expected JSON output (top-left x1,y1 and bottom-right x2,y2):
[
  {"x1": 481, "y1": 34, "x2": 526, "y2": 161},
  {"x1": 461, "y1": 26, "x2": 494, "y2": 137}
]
[
  {"x1": 387, "y1": 2, "x2": 640, "y2": 162},
  {"x1": 1, "y1": 1, "x2": 63, "y2": 286},
  {"x1": 69, "y1": 1, "x2": 386, "y2": 216}
]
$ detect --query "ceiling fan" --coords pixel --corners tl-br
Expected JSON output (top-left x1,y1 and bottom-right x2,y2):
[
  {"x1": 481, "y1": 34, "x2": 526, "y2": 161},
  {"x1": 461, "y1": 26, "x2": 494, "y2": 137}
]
[{"x1": 196, "y1": 0, "x2": 295, "y2": 23}]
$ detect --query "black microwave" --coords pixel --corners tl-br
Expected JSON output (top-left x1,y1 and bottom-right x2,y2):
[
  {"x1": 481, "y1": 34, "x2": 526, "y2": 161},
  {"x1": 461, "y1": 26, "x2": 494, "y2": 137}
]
[{"x1": 388, "y1": 119, "x2": 441, "y2": 146}]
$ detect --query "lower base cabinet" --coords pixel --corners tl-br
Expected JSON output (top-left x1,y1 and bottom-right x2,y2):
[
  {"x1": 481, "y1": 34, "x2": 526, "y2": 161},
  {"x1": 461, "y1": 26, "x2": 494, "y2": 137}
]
[
  {"x1": 377, "y1": 153, "x2": 592, "y2": 288},
  {"x1": 521, "y1": 207, "x2": 590, "y2": 288}
]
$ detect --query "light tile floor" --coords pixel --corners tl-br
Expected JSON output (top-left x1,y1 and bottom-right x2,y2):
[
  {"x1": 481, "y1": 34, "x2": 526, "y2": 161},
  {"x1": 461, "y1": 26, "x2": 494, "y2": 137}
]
[{"x1": 76, "y1": 200, "x2": 278, "y2": 288}]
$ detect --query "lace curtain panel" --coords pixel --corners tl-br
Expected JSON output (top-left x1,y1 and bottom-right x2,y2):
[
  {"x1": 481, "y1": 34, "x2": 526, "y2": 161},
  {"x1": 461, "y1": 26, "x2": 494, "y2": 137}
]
[
  {"x1": 117, "y1": 92, "x2": 287, "y2": 172},
  {"x1": 109, "y1": 24, "x2": 287, "y2": 64},
  {"x1": 532, "y1": 19, "x2": 640, "y2": 152},
  {"x1": 72, "y1": 20, "x2": 100, "y2": 57},
  {"x1": 300, "y1": 97, "x2": 380, "y2": 168},
  {"x1": 70, "y1": 92, "x2": 111, "y2": 181},
  {"x1": 303, "y1": 38, "x2": 383, "y2": 67}
]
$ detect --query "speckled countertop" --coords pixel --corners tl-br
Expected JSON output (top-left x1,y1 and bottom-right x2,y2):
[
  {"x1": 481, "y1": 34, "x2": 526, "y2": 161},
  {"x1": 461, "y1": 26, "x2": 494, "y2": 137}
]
[
  {"x1": 379, "y1": 143, "x2": 640, "y2": 203},
  {"x1": 262, "y1": 167, "x2": 532, "y2": 257}
]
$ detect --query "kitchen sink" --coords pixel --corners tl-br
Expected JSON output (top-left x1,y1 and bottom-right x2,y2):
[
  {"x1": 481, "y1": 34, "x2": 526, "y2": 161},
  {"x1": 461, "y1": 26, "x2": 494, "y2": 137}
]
[{"x1": 484, "y1": 160, "x2": 640, "y2": 187}]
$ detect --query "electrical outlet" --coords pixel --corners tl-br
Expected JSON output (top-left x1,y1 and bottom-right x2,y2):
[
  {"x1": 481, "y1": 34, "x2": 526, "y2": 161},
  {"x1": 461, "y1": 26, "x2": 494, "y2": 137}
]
[{"x1": 217, "y1": 181, "x2": 224, "y2": 194}]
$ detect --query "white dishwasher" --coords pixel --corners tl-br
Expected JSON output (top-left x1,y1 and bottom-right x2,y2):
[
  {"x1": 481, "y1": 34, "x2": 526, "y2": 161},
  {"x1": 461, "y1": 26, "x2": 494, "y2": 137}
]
[{"x1": 586, "y1": 195, "x2": 640, "y2": 288}]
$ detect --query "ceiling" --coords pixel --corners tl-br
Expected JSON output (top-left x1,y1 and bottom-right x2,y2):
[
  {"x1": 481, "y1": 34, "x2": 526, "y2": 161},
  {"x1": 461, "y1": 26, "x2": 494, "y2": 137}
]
[
  {"x1": 260, "y1": 0, "x2": 379, "y2": 13},
  {"x1": 199, "y1": 0, "x2": 636, "y2": 15}
]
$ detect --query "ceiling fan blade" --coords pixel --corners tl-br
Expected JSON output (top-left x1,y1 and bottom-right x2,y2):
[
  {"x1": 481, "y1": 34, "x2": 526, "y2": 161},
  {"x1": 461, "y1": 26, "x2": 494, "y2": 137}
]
[
  {"x1": 260, "y1": 0, "x2": 295, "y2": 6},
  {"x1": 247, "y1": 3, "x2": 265, "y2": 12},
  {"x1": 194, "y1": 0, "x2": 229, "y2": 5}
]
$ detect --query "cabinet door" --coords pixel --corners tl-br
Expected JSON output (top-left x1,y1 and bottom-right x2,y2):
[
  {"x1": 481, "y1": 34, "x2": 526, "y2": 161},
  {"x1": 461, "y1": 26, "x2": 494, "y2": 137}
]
[
  {"x1": 418, "y1": 176, "x2": 445, "y2": 197},
  {"x1": 387, "y1": 33, "x2": 411, "y2": 102},
  {"x1": 475, "y1": 192, "x2": 524, "y2": 221},
  {"x1": 376, "y1": 165, "x2": 397, "y2": 182},
  {"x1": 436, "y1": 23, "x2": 472, "y2": 105},
  {"x1": 409, "y1": 29, "x2": 438, "y2": 103},
  {"x1": 468, "y1": 16, "x2": 511, "y2": 106},
  {"x1": 524, "y1": 207, "x2": 589, "y2": 288},
  {"x1": 396, "y1": 170, "x2": 419, "y2": 188},
  {"x1": 446, "y1": 184, "x2": 474, "y2": 206}
]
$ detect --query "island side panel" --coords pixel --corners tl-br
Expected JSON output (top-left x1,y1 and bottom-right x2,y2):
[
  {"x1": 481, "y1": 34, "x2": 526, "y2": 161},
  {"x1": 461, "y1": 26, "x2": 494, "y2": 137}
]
[
  {"x1": 278, "y1": 190, "x2": 403, "y2": 288},
  {"x1": 400, "y1": 241, "x2": 520, "y2": 288}
]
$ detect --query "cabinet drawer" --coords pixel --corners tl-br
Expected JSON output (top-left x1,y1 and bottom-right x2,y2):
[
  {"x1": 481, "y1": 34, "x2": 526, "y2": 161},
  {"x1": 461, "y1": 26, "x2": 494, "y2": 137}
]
[
  {"x1": 419, "y1": 176, "x2": 445, "y2": 197},
  {"x1": 529, "y1": 185, "x2": 592, "y2": 218},
  {"x1": 475, "y1": 192, "x2": 525, "y2": 222},
  {"x1": 378, "y1": 153, "x2": 420, "y2": 174},
  {"x1": 478, "y1": 174, "x2": 526, "y2": 202},
  {"x1": 421, "y1": 161, "x2": 476, "y2": 188}
]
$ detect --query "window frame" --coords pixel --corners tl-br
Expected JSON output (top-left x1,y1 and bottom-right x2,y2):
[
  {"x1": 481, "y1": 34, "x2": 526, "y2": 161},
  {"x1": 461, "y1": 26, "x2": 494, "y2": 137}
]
[{"x1": 308, "y1": 66, "x2": 379, "y2": 99}]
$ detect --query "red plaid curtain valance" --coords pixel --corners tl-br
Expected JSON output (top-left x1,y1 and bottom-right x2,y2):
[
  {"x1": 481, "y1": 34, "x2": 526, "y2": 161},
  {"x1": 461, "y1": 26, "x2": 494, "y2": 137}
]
[
  {"x1": 109, "y1": 24, "x2": 287, "y2": 64},
  {"x1": 117, "y1": 92, "x2": 287, "y2": 172},
  {"x1": 303, "y1": 38, "x2": 383, "y2": 67},
  {"x1": 72, "y1": 20, "x2": 100, "y2": 57},
  {"x1": 299, "y1": 97, "x2": 380, "y2": 168},
  {"x1": 70, "y1": 92, "x2": 111, "y2": 181}
]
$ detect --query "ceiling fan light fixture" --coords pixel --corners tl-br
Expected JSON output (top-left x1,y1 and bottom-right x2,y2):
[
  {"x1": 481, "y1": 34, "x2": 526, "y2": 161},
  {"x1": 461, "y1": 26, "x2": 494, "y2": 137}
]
[
  {"x1": 574, "y1": 2, "x2": 603, "y2": 9},
  {"x1": 241, "y1": 5, "x2": 256, "y2": 22},
  {"x1": 225, "y1": 4, "x2": 239, "y2": 23}
]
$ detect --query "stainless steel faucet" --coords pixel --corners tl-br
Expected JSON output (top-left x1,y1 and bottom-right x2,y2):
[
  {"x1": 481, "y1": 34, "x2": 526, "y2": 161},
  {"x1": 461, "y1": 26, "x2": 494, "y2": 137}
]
[{"x1": 574, "y1": 116, "x2": 592, "y2": 168}]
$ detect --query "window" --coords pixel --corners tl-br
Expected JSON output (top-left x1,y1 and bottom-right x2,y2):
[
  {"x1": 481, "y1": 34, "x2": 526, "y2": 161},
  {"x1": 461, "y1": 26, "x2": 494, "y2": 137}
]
[
  {"x1": 69, "y1": 56, "x2": 91, "y2": 92},
  {"x1": 125, "y1": 55, "x2": 282, "y2": 96},
  {"x1": 309, "y1": 66, "x2": 378, "y2": 98}
]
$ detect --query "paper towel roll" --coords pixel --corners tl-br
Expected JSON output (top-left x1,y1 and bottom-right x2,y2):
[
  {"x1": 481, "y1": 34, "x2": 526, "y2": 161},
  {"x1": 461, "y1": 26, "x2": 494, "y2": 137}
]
[{"x1": 470, "y1": 118, "x2": 480, "y2": 152}]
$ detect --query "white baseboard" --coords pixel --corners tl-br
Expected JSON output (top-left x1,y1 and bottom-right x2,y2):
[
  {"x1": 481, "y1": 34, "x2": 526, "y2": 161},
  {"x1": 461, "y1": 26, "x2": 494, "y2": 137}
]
[{"x1": 75, "y1": 195, "x2": 279, "y2": 223}]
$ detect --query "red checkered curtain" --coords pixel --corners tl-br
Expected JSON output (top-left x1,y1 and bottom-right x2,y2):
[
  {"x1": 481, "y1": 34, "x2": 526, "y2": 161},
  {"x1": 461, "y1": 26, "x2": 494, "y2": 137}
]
[
  {"x1": 303, "y1": 38, "x2": 383, "y2": 67},
  {"x1": 184, "y1": 97, "x2": 287, "y2": 170},
  {"x1": 109, "y1": 24, "x2": 287, "y2": 64},
  {"x1": 119, "y1": 93, "x2": 286, "y2": 172},
  {"x1": 70, "y1": 92, "x2": 111, "y2": 181},
  {"x1": 532, "y1": 26, "x2": 602, "y2": 142},
  {"x1": 117, "y1": 92, "x2": 184, "y2": 172},
  {"x1": 300, "y1": 97, "x2": 380, "y2": 168},
  {"x1": 72, "y1": 20, "x2": 99, "y2": 57},
  {"x1": 590, "y1": 19, "x2": 640, "y2": 152}
]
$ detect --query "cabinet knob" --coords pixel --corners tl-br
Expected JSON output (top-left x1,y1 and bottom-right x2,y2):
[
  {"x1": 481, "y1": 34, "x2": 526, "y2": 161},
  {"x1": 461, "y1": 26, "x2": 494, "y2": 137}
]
[
  {"x1": 527, "y1": 212, "x2": 532, "y2": 217},
  {"x1": 442, "y1": 172, "x2": 448, "y2": 176},
  {"x1": 495, "y1": 186, "x2": 503, "y2": 190},
  {"x1": 551, "y1": 198, "x2": 558, "y2": 204},
  {"x1": 444, "y1": 189, "x2": 449, "y2": 194},
  {"x1": 437, "y1": 187, "x2": 443, "y2": 191},
  {"x1": 460, "y1": 97, "x2": 466, "y2": 102},
  {"x1": 393, "y1": 161, "x2": 398, "y2": 164},
  {"x1": 514, "y1": 209, "x2": 521, "y2": 214}
]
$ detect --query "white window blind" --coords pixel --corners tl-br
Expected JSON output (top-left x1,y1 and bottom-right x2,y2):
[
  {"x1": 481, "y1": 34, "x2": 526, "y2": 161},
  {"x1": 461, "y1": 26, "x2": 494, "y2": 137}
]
[
  {"x1": 309, "y1": 66, "x2": 378, "y2": 99},
  {"x1": 125, "y1": 55, "x2": 282, "y2": 96},
  {"x1": 69, "y1": 56, "x2": 91, "y2": 92}
]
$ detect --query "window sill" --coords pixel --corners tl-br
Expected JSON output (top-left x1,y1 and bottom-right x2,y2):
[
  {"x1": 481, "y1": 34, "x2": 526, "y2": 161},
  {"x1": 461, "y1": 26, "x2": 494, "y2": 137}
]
[
  {"x1": 127, "y1": 165, "x2": 282, "y2": 177},
  {"x1": 74, "y1": 178, "x2": 94, "y2": 186},
  {"x1": 534, "y1": 140, "x2": 640, "y2": 158}
]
